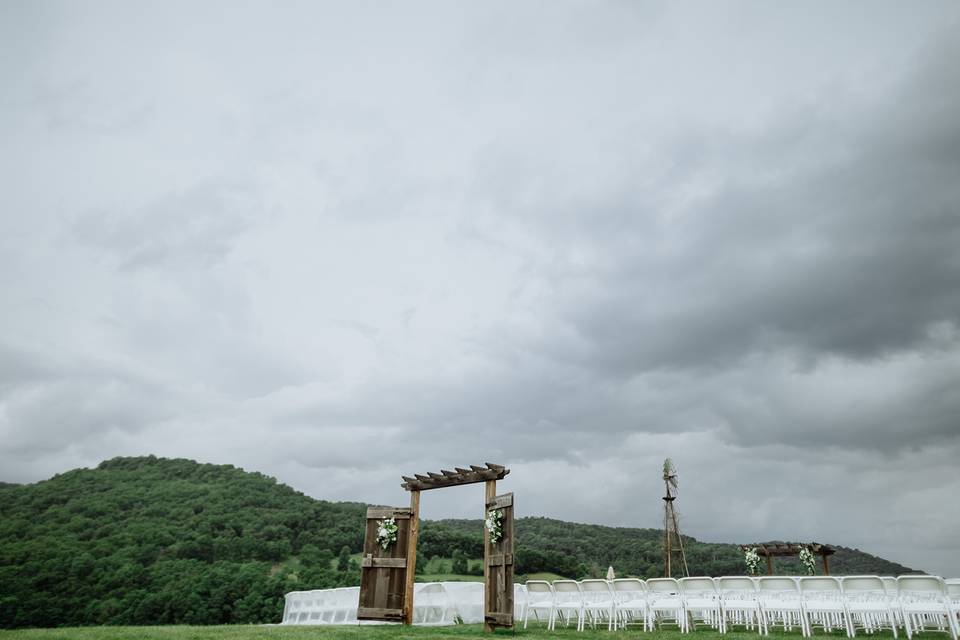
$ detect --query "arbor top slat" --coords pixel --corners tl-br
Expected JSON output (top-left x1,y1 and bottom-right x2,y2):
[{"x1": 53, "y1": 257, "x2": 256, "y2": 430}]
[
  {"x1": 739, "y1": 542, "x2": 836, "y2": 557},
  {"x1": 401, "y1": 463, "x2": 509, "y2": 491}
]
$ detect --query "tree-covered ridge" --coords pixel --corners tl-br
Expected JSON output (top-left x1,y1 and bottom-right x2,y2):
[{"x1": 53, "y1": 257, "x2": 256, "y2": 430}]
[
  {"x1": 0, "y1": 456, "x2": 917, "y2": 630},
  {"x1": 0, "y1": 456, "x2": 367, "y2": 628},
  {"x1": 428, "y1": 517, "x2": 917, "y2": 579}
]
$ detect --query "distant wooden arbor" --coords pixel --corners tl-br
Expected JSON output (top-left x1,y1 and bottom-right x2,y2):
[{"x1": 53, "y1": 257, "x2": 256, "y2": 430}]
[
  {"x1": 356, "y1": 463, "x2": 514, "y2": 631},
  {"x1": 740, "y1": 543, "x2": 837, "y2": 575}
]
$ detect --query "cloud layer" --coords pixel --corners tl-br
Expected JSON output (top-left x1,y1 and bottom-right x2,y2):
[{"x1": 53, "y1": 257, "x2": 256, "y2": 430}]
[{"x1": 2, "y1": 1, "x2": 959, "y2": 576}]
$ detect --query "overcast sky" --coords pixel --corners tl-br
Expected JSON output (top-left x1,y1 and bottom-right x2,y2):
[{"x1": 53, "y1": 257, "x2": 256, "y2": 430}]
[{"x1": 2, "y1": 1, "x2": 960, "y2": 576}]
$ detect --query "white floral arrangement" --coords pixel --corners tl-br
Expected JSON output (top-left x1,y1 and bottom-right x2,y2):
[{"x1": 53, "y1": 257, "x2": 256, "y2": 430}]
[
  {"x1": 799, "y1": 546, "x2": 816, "y2": 575},
  {"x1": 485, "y1": 509, "x2": 504, "y2": 544},
  {"x1": 744, "y1": 547, "x2": 762, "y2": 575},
  {"x1": 376, "y1": 517, "x2": 398, "y2": 550}
]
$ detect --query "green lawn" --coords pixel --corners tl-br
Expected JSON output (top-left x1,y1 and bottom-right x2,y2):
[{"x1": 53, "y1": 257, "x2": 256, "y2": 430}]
[{"x1": 0, "y1": 624, "x2": 867, "y2": 640}]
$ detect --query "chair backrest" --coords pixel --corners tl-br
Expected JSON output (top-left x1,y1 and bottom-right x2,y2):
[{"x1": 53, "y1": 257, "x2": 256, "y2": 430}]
[
  {"x1": 882, "y1": 577, "x2": 898, "y2": 596},
  {"x1": 580, "y1": 579, "x2": 612, "y2": 603},
  {"x1": 525, "y1": 580, "x2": 554, "y2": 602},
  {"x1": 945, "y1": 583, "x2": 960, "y2": 600},
  {"x1": 799, "y1": 576, "x2": 842, "y2": 594},
  {"x1": 333, "y1": 587, "x2": 356, "y2": 605},
  {"x1": 514, "y1": 583, "x2": 528, "y2": 605},
  {"x1": 416, "y1": 582, "x2": 449, "y2": 605},
  {"x1": 581, "y1": 579, "x2": 613, "y2": 593},
  {"x1": 898, "y1": 575, "x2": 947, "y2": 600},
  {"x1": 610, "y1": 578, "x2": 645, "y2": 604},
  {"x1": 646, "y1": 578, "x2": 680, "y2": 593},
  {"x1": 758, "y1": 577, "x2": 800, "y2": 593},
  {"x1": 718, "y1": 576, "x2": 757, "y2": 593},
  {"x1": 553, "y1": 580, "x2": 583, "y2": 604},
  {"x1": 680, "y1": 577, "x2": 718, "y2": 594},
  {"x1": 842, "y1": 576, "x2": 886, "y2": 594}
]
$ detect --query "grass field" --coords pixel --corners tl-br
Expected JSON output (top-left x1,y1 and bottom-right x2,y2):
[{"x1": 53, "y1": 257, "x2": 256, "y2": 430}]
[{"x1": 0, "y1": 624, "x2": 868, "y2": 640}]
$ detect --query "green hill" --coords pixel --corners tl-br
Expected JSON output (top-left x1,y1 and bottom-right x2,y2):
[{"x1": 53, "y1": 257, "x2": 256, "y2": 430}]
[{"x1": 0, "y1": 456, "x2": 917, "y2": 630}]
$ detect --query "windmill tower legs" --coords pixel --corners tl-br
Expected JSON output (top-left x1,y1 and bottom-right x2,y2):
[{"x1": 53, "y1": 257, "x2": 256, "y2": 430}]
[
  {"x1": 662, "y1": 458, "x2": 689, "y2": 578},
  {"x1": 664, "y1": 497, "x2": 689, "y2": 577}
]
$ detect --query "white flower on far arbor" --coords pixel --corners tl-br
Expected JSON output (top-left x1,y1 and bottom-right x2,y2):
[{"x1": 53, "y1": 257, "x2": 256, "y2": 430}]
[
  {"x1": 485, "y1": 509, "x2": 504, "y2": 544},
  {"x1": 744, "y1": 547, "x2": 762, "y2": 575},
  {"x1": 376, "y1": 517, "x2": 398, "y2": 550},
  {"x1": 799, "y1": 546, "x2": 816, "y2": 575}
]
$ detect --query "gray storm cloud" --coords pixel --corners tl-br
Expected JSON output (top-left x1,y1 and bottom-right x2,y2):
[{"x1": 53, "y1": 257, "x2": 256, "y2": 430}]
[{"x1": 1, "y1": 0, "x2": 959, "y2": 576}]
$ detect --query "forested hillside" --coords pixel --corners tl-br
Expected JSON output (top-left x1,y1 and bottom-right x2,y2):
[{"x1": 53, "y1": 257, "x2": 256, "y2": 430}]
[
  {"x1": 427, "y1": 518, "x2": 917, "y2": 579},
  {"x1": 0, "y1": 457, "x2": 367, "y2": 628},
  {"x1": 0, "y1": 457, "x2": 917, "y2": 629}
]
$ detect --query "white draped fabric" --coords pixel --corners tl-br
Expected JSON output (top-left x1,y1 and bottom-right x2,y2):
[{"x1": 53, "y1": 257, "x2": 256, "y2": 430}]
[{"x1": 281, "y1": 581, "x2": 527, "y2": 626}]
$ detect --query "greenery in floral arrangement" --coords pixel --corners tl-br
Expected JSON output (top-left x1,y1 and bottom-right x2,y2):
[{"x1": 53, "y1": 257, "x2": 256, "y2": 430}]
[
  {"x1": 744, "y1": 547, "x2": 762, "y2": 575},
  {"x1": 485, "y1": 509, "x2": 504, "y2": 544},
  {"x1": 799, "y1": 546, "x2": 816, "y2": 575},
  {"x1": 375, "y1": 518, "x2": 398, "y2": 550}
]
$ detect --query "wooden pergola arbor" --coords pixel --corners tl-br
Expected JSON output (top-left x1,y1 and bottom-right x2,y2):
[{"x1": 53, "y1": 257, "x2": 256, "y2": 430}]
[
  {"x1": 739, "y1": 542, "x2": 836, "y2": 575},
  {"x1": 356, "y1": 463, "x2": 514, "y2": 631}
]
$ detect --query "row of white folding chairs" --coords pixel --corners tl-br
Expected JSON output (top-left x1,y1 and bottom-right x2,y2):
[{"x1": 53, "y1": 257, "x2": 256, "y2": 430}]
[
  {"x1": 523, "y1": 576, "x2": 959, "y2": 640},
  {"x1": 282, "y1": 581, "x2": 530, "y2": 626},
  {"x1": 282, "y1": 584, "x2": 453, "y2": 626}
]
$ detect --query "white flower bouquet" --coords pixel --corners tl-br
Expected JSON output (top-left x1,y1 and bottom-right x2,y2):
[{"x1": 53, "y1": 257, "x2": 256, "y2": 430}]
[
  {"x1": 798, "y1": 546, "x2": 816, "y2": 575},
  {"x1": 485, "y1": 509, "x2": 504, "y2": 544},
  {"x1": 744, "y1": 547, "x2": 762, "y2": 575},
  {"x1": 376, "y1": 517, "x2": 398, "y2": 550}
]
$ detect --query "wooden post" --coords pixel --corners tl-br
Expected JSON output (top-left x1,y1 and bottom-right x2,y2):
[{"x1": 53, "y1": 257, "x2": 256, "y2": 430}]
[
  {"x1": 766, "y1": 554, "x2": 774, "y2": 575},
  {"x1": 403, "y1": 490, "x2": 420, "y2": 625},
  {"x1": 822, "y1": 552, "x2": 830, "y2": 576},
  {"x1": 483, "y1": 479, "x2": 496, "y2": 632}
]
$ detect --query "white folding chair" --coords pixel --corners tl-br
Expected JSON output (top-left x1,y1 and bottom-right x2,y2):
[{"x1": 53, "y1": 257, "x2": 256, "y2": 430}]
[
  {"x1": 843, "y1": 576, "x2": 898, "y2": 638},
  {"x1": 514, "y1": 583, "x2": 528, "y2": 624},
  {"x1": 800, "y1": 576, "x2": 852, "y2": 637},
  {"x1": 946, "y1": 581, "x2": 960, "y2": 630},
  {"x1": 758, "y1": 576, "x2": 807, "y2": 636},
  {"x1": 307, "y1": 590, "x2": 326, "y2": 624},
  {"x1": 443, "y1": 581, "x2": 484, "y2": 624},
  {"x1": 717, "y1": 576, "x2": 765, "y2": 634},
  {"x1": 282, "y1": 590, "x2": 306, "y2": 624},
  {"x1": 551, "y1": 580, "x2": 584, "y2": 630},
  {"x1": 325, "y1": 587, "x2": 350, "y2": 623},
  {"x1": 611, "y1": 578, "x2": 649, "y2": 630},
  {"x1": 647, "y1": 577, "x2": 688, "y2": 632},
  {"x1": 524, "y1": 580, "x2": 554, "y2": 629},
  {"x1": 413, "y1": 582, "x2": 455, "y2": 625},
  {"x1": 680, "y1": 577, "x2": 722, "y2": 631},
  {"x1": 719, "y1": 576, "x2": 765, "y2": 634},
  {"x1": 341, "y1": 587, "x2": 360, "y2": 623},
  {"x1": 898, "y1": 576, "x2": 959, "y2": 640},
  {"x1": 886, "y1": 577, "x2": 906, "y2": 629},
  {"x1": 580, "y1": 579, "x2": 616, "y2": 630}
]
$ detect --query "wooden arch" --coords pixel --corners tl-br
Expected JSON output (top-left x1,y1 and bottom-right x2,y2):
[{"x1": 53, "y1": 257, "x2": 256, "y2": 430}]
[
  {"x1": 357, "y1": 463, "x2": 513, "y2": 631},
  {"x1": 739, "y1": 542, "x2": 836, "y2": 575}
]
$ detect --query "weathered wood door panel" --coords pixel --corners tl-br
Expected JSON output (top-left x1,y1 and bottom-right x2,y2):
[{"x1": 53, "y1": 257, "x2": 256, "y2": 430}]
[
  {"x1": 357, "y1": 506, "x2": 412, "y2": 621},
  {"x1": 484, "y1": 492, "x2": 514, "y2": 628}
]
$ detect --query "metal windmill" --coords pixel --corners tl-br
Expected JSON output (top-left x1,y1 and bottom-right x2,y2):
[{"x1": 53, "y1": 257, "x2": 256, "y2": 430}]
[{"x1": 662, "y1": 458, "x2": 689, "y2": 577}]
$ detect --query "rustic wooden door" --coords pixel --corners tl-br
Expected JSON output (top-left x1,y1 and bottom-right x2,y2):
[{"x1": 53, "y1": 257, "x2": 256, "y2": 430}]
[
  {"x1": 357, "y1": 506, "x2": 413, "y2": 622},
  {"x1": 484, "y1": 492, "x2": 514, "y2": 629}
]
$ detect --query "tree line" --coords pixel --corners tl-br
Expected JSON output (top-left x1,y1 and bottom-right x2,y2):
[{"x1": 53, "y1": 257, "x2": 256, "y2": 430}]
[{"x1": 0, "y1": 456, "x2": 916, "y2": 629}]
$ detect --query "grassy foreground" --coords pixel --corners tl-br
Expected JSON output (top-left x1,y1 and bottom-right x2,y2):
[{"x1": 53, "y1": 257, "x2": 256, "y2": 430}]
[{"x1": 0, "y1": 624, "x2": 866, "y2": 640}]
